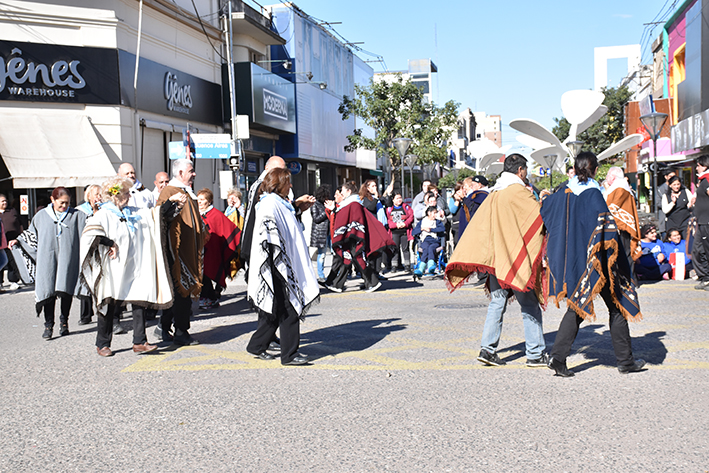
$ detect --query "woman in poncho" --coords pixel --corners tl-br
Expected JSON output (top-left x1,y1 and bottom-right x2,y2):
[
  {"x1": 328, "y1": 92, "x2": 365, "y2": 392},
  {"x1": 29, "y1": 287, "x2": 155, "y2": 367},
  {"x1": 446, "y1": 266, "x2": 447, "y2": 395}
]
[
  {"x1": 542, "y1": 152, "x2": 645, "y2": 377},
  {"x1": 196, "y1": 188, "x2": 240, "y2": 310},
  {"x1": 246, "y1": 168, "x2": 319, "y2": 365},
  {"x1": 10, "y1": 187, "x2": 86, "y2": 340},
  {"x1": 81, "y1": 177, "x2": 182, "y2": 357}
]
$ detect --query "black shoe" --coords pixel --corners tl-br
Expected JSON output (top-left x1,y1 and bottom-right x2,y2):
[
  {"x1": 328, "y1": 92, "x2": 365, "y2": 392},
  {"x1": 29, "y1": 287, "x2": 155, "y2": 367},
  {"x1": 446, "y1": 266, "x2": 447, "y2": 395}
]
[
  {"x1": 113, "y1": 323, "x2": 127, "y2": 335},
  {"x1": 282, "y1": 354, "x2": 310, "y2": 366},
  {"x1": 78, "y1": 318, "x2": 92, "y2": 326},
  {"x1": 59, "y1": 324, "x2": 69, "y2": 337},
  {"x1": 42, "y1": 326, "x2": 52, "y2": 340},
  {"x1": 618, "y1": 359, "x2": 646, "y2": 374},
  {"x1": 477, "y1": 349, "x2": 506, "y2": 366},
  {"x1": 695, "y1": 280, "x2": 709, "y2": 290},
  {"x1": 526, "y1": 352, "x2": 550, "y2": 367},
  {"x1": 173, "y1": 330, "x2": 199, "y2": 346},
  {"x1": 252, "y1": 352, "x2": 275, "y2": 361},
  {"x1": 547, "y1": 356, "x2": 574, "y2": 377},
  {"x1": 268, "y1": 341, "x2": 281, "y2": 353}
]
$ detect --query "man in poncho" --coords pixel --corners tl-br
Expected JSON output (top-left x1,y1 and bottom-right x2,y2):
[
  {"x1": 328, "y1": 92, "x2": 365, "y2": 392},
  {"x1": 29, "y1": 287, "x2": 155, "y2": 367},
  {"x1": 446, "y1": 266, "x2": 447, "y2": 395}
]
[
  {"x1": 445, "y1": 154, "x2": 547, "y2": 368},
  {"x1": 542, "y1": 152, "x2": 645, "y2": 377},
  {"x1": 156, "y1": 158, "x2": 206, "y2": 346}
]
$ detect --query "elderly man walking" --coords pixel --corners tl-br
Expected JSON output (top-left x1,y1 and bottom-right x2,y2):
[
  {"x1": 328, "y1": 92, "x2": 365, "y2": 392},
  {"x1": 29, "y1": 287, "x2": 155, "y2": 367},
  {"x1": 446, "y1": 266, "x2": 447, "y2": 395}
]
[
  {"x1": 155, "y1": 158, "x2": 205, "y2": 346},
  {"x1": 446, "y1": 154, "x2": 547, "y2": 367}
]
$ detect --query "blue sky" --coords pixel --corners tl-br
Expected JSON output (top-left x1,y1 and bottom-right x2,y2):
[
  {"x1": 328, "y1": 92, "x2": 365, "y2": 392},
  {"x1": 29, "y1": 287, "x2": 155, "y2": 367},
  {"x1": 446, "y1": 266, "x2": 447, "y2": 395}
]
[{"x1": 285, "y1": 0, "x2": 678, "y2": 150}]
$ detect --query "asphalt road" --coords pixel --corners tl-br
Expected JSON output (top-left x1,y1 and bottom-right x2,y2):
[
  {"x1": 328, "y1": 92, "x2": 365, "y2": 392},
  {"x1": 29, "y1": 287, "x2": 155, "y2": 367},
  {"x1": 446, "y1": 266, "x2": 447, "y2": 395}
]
[{"x1": 0, "y1": 271, "x2": 707, "y2": 472}]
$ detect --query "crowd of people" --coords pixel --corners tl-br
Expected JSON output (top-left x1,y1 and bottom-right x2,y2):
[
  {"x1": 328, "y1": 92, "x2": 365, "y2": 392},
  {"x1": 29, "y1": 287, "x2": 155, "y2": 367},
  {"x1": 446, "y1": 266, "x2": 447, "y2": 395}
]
[{"x1": 2, "y1": 150, "x2": 707, "y2": 373}]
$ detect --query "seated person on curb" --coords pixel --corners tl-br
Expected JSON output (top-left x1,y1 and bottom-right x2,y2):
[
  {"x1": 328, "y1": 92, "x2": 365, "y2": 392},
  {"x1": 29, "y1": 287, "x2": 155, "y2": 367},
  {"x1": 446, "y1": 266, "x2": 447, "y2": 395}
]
[
  {"x1": 412, "y1": 206, "x2": 446, "y2": 275},
  {"x1": 636, "y1": 223, "x2": 672, "y2": 280},
  {"x1": 663, "y1": 227, "x2": 693, "y2": 277}
]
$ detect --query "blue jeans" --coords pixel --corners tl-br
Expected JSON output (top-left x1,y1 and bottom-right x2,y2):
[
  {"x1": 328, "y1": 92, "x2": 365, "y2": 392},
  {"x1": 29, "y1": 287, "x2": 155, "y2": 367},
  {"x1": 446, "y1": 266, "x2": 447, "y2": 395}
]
[
  {"x1": 316, "y1": 246, "x2": 326, "y2": 279},
  {"x1": 480, "y1": 274, "x2": 545, "y2": 359}
]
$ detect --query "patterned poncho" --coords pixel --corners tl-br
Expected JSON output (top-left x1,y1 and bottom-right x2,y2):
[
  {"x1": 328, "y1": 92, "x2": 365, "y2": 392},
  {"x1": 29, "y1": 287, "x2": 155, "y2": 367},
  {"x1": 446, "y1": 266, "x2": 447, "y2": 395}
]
[
  {"x1": 331, "y1": 196, "x2": 394, "y2": 268},
  {"x1": 541, "y1": 184, "x2": 642, "y2": 322},
  {"x1": 247, "y1": 193, "x2": 319, "y2": 321}
]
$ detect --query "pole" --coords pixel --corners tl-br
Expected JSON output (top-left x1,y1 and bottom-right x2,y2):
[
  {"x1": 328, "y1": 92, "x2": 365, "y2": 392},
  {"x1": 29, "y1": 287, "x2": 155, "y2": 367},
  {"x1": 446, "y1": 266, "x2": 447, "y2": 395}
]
[
  {"x1": 224, "y1": 0, "x2": 240, "y2": 189},
  {"x1": 409, "y1": 158, "x2": 413, "y2": 201},
  {"x1": 652, "y1": 137, "x2": 658, "y2": 222},
  {"x1": 400, "y1": 158, "x2": 405, "y2": 199}
]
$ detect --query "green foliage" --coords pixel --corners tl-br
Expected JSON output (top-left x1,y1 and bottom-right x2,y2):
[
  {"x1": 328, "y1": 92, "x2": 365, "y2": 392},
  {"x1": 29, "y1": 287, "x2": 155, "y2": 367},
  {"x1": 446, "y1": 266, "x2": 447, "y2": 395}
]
[
  {"x1": 438, "y1": 168, "x2": 475, "y2": 189},
  {"x1": 552, "y1": 85, "x2": 634, "y2": 158},
  {"x1": 339, "y1": 75, "x2": 459, "y2": 188}
]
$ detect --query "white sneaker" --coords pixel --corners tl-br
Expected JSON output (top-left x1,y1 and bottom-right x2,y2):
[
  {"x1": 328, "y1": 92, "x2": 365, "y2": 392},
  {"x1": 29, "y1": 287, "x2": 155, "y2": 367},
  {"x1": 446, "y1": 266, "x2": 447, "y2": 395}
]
[
  {"x1": 364, "y1": 282, "x2": 382, "y2": 293},
  {"x1": 8, "y1": 283, "x2": 19, "y2": 290}
]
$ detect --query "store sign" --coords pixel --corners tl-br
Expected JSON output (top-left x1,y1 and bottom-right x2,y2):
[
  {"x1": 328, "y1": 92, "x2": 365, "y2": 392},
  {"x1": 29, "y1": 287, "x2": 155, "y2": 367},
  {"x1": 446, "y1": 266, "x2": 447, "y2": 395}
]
[
  {"x1": 19, "y1": 195, "x2": 28, "y2": 215},
  {"x1": 164, "y1": 72, "x2": 192, "y2": 113},
  {"x1": 191, "y1": 134, "x2": 231, "y2": 159},
  {"x1": 119, "y1": 50, "x2": 222, "y2": 125},
  {"x1": 672, "y1": 108, "x2": 709, "y2": 153},
  {"x1": 263, "y1": 89, "x2": 288, "y2": 121},
  {"x1": 231, "y1": 62, "x2": 296, "y2": 134},
  {"x1": 0, "y1": 40, "x2": 119, "y2": 104}
]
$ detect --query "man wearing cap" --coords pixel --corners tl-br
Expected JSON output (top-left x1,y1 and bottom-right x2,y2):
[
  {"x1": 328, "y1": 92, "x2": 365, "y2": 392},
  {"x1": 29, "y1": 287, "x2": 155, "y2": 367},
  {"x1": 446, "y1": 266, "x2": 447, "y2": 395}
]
[{"x1": 457, "y1": 175, "x2": 489, "y2": 243}]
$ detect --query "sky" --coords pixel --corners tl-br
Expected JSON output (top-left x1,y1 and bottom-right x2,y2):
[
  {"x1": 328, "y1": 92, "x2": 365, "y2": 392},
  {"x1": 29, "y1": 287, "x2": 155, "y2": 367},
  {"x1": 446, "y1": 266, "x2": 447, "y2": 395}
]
[{"x1": 277, "y1": 0, "x2": 680, "y2": 152}]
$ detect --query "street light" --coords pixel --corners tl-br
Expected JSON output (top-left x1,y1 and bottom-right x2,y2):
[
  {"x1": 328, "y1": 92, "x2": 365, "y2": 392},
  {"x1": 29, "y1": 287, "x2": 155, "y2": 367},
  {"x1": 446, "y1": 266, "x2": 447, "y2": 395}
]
[
  {"x1": 406, "y1": 154, "x2": 418, "y2": 200},
  {"x1": 640, "y1": 111, "x2": 669, "y2": 221},
  {"x1": 566, "y1": 140, "x2": 584, "y2": 158},
  {"x1": 393, "y1": 137, "x2": 412, "y2": 198}
]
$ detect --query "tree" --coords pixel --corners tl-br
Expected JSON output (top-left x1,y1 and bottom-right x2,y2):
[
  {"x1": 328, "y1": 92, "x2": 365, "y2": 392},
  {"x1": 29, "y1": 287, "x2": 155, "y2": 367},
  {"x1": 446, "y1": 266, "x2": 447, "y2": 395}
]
[
  {"x1": 339, "y1": 75, "x2": 459, "y2": 189},
  {"x1": 552, "y1": 86, "x2": 634, "y2": 158}
]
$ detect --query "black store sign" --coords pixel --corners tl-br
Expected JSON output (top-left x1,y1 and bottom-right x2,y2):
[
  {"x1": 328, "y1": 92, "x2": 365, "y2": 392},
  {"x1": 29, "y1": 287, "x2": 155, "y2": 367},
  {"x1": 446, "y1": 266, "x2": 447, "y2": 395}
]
[
  {"x1": 119, "y1": 50, "x2": 223, "y2": 126},
  {"x1": 0, "y1": 40, "x2": 120, "y2": 104}
]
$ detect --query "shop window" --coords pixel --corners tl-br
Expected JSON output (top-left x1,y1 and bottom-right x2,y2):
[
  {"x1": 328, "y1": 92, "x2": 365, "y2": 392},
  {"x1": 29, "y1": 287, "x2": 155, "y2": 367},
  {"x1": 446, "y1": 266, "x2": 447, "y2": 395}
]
[{"x1": 670, "y1": 43, "x2": 686, "y2": 124}]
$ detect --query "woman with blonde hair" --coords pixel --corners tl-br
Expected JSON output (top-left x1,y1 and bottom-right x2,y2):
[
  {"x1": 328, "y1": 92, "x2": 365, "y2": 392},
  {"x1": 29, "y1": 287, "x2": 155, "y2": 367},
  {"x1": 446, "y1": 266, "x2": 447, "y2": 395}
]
[{"x1": 81, "y1": 176, "x2": 184, "y2": 357}]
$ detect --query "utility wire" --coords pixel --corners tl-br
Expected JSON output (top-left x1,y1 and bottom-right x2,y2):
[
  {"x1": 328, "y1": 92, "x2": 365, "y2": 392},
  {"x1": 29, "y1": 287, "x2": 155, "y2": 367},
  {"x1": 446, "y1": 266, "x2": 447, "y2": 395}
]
[{"x1": 189, "y1": 0, "x2": 226, "y2": 62}]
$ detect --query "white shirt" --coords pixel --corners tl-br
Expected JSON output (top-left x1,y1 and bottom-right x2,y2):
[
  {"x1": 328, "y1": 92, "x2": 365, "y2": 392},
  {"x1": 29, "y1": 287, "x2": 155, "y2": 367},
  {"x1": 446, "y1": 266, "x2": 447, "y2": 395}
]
[{"x1": 128, "y1": 181, "x2": 156, "y2": 209}]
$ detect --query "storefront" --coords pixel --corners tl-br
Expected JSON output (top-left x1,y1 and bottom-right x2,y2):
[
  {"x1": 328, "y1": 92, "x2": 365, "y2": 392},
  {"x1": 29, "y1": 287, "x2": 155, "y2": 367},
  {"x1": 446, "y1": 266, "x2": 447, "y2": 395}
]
[{"x1": 0, "y1": 39, "x2": 223, "y2": 214}]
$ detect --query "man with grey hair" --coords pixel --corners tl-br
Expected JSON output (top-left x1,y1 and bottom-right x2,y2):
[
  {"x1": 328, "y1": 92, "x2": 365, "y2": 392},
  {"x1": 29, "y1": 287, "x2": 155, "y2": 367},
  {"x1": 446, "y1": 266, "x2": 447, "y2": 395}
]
[
  {"x1": 118, "y1": 162, "x2": 155, "y2": 209},
  {"x1": 155, "y1": 158, "x2": 205, "y2": 346}
]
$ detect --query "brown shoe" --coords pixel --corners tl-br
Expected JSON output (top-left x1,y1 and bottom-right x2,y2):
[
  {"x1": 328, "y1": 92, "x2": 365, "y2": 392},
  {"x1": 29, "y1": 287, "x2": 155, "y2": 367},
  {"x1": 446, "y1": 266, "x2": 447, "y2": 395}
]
[
  {"x1": 97, "y1": 346, "x2": 113, "y2": 357},
  {"x1": 132, "y1": 342, "x2": 158, "y2": 354}
]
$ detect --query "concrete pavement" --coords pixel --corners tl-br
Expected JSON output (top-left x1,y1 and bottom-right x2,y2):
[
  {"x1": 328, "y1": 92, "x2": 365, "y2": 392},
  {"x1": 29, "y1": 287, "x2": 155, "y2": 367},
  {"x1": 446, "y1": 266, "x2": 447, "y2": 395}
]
[{"x1": 0, "y1": 273, "x2": 707, "y2": 471}]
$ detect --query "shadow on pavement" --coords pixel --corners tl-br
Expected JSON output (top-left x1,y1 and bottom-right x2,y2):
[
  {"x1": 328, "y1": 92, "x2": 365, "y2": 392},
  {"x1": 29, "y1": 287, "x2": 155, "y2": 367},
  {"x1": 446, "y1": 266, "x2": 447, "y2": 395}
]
[{"x1": 300, "y1": 318, "x2": 406, "y2": 361}]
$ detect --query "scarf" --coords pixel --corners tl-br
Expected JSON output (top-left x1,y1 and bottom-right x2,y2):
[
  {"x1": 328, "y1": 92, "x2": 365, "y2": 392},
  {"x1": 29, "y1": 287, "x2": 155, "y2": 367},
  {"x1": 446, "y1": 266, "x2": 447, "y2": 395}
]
[
  {"x1": 445, "y1": 183, "x2": 545, "y2": 299},
  {"x1": 490, "y1": 172, "x2": 525, "y2": 192},
  {"x1": 46, "y1": 205, "x2": 69, "y2": 236},
  {"x1": 567, "y1": 175, "x2": 602, "y2": 195},
  {"x1": 167, "y1": 178, "x2": 197, "y2": 199},
  {"x1": 247, "y1": 193, "x2": 319, "y2": 321},
  {"x1": 102, "y1": 202, "x2": 142, "y2": 234},
  {"x1": 541, "y1": 185, "x2": 642, "y2": 322}
]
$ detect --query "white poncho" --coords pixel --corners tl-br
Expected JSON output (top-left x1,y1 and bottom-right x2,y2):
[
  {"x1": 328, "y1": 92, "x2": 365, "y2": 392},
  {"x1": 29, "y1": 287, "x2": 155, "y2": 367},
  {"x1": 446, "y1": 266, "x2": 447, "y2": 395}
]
[
  {"x1": 247, "y1": 193, "x2": 319, "y2": 320},
  {"x1": 80, "y1": 203, "x2": 173, "y2": 316}
]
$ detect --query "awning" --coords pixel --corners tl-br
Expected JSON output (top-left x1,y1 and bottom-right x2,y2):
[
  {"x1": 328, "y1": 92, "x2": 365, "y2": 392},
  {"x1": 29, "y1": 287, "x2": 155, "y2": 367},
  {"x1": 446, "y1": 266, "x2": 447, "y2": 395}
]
[{"x1": 0, "y1": 108, "x2": 116, "y2": 188}]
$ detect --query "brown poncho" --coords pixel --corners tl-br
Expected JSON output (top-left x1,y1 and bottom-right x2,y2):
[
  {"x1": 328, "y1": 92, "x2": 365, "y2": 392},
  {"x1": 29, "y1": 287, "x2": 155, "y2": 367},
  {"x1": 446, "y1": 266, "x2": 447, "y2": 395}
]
[
  {"x1": 605, "y1": 187, "x2": 642, "y2": 261},
  {"x1": 157, "y1": 186, "x2": 206, "y2": 298},
  {"x1": 445, "y1": 183, "x2": 545, "y2": 300}
]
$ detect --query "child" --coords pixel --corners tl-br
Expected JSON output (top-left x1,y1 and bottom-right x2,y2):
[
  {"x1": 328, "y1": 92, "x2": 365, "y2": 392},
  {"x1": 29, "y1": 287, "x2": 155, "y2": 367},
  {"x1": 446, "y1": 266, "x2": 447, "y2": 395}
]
[
  {"x1": 412, "y1": 206, "x2": 445, "y2": 276},
  {"x1": 636, "y1": 223, "x2": 672, "y2": 280},
  {"x1": 662, "y1": 228, "x2": 693, "y2": 277}
]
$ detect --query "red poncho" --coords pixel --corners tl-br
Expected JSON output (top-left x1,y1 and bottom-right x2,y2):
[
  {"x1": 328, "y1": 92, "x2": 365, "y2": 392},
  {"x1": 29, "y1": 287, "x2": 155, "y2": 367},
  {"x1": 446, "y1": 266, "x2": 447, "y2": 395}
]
[
  {"x1": 332, "y1": 199, "x2": 393, "y2": 267},
  {"x1": 202, "y1": 207, "x2": 240, "y2": 288}
]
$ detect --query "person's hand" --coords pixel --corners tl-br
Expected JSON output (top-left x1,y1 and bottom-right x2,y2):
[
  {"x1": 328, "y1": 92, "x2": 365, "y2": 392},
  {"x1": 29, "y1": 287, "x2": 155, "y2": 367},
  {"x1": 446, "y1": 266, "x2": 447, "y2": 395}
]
[
  {"x1": 690, "y1": 194, "x2": 696, "y2": 207},
  {"x1": 385, "y1": 181, "x2": 394, "y2": 196},
  {"x1": 657, "y1": 253, "x2": 665, "y2": 263},
  {"x1": 324, "y1": 200, "x2": 335, "y2": 211},
  {"x1": 295, "y1": 194, "x2": 316, "y2": 211},
  {"x1": 108, "y1": 243, "x2": 118, "y2": 260},
  {"x1": 169, "y1": 192, "x2": 188, "y2": 209},
  {"x1": 397, "y1": 222, "x2": 405, "y2": 229},
  {"x1": 8, "y1": 239, "x2": 17, "y2": 248},
  {"x1": 671, "y1": 193, "x2": 678, "y2": 202}
]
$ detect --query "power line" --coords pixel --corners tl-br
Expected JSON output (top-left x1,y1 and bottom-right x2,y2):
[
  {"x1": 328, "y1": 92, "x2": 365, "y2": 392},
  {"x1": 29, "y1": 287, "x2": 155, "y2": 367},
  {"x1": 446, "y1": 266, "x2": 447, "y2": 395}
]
[{"x1": 188, "y1": 0, "x2": 225, "y2": 61}]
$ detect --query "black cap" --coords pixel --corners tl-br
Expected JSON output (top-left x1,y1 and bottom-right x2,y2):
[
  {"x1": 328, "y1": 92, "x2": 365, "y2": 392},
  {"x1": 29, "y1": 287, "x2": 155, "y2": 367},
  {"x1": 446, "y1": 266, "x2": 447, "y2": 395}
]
[{"x1": 472, "y1": 175, "x2": 489, "y2": 186}]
